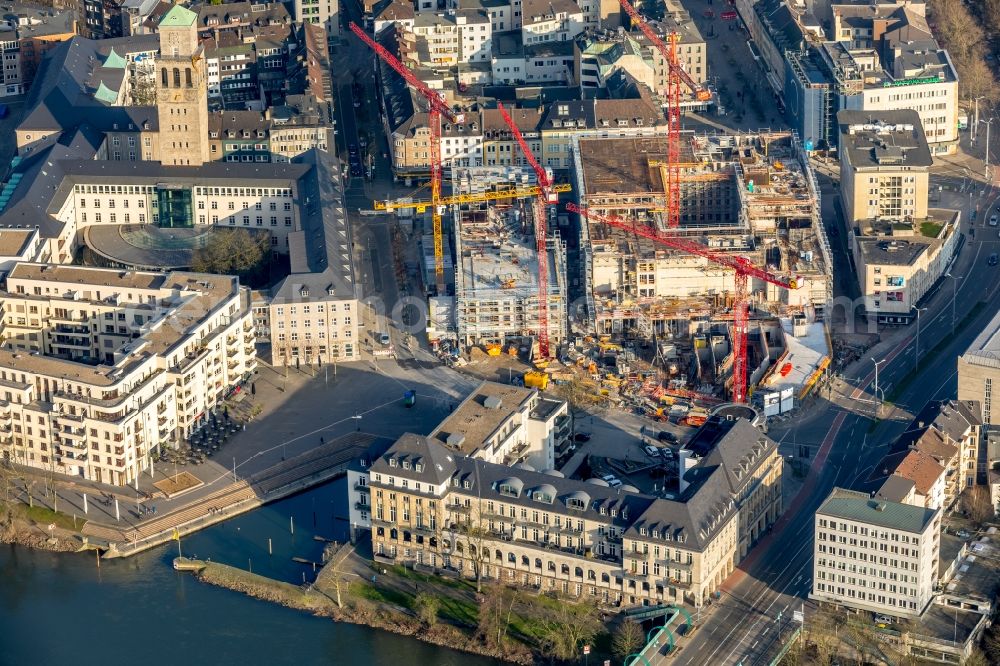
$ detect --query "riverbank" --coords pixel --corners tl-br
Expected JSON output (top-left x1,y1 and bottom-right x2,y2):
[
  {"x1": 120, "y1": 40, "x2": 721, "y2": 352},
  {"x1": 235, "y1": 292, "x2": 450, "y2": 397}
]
[
  {"x1": 192, "y1": 559, "x2": 538, "y2": 664},
  {"x1": 0, "y1": 502, "x2": 83, "y2": 553}
]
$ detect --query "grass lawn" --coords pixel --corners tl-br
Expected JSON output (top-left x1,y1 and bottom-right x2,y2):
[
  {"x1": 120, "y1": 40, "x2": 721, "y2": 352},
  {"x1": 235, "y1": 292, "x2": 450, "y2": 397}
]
[
  {"x1": 920, "y1": 221, "x2": 943, "y2": 238},
  {"x1": 10, "y1": 503, "x2": 85, "y2": 531}
]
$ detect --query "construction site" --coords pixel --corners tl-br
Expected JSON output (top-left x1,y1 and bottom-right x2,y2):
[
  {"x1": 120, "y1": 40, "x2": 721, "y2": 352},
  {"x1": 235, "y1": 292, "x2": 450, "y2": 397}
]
[
  {"x1": 569, "y1": 130, "x2": 833, "y2": 406},
  {"x1": 426, "y1": 167, "x2": 568, "y2": 355}
]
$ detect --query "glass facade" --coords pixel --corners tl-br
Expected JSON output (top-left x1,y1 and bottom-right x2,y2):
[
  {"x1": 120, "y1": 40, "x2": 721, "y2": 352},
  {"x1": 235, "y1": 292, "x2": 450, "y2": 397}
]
[{"x1": 156, "y1": 187, "x2": 193, "y2": 228}]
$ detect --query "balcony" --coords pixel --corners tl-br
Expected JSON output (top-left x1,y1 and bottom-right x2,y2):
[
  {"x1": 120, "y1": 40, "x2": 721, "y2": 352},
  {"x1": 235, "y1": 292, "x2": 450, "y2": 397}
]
[
  {"x1": 51, "y1": 337, "x2": 90, "y2": 349},
  {"x1": 54, "y1": 324, "x2": 90, "y2": 336},
  {"x1": 244, "y1": 346, "x2": 255, "y2": 356},
  {"x1": 354, "y1": 502, "x2": 370, "y2": 511},
  {"x1": 660, "y1": 576, "x2": 693, "y2": 591},
  {"x1": 353, "y1": 482, "x2": 370, "y2": 492},
  {"x1": 227, "y1": 359, "x2": 239, "y2": 369}
]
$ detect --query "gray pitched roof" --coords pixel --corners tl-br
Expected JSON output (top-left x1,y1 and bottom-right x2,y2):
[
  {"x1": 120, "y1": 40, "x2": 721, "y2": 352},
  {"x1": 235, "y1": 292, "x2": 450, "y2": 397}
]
[
  {"x1": 686, "y1": 417, "x2": 778, "y2": 496},
  {"x1": 271, "y1": 143, "x2": 355, "y2": 301},
  {"x1": 453, "y1": 455, "x2": 655, "y2": 530},
  {"x1": 875, "y1": 474, "x2": 916, "y2": 503},
  {"x1": 19, "y1": 35, "x2": 160, "y2": 135},
  {"x1": 370, "y1": 433, "x2": 460, "y2": 486},
  {"x1": 627, "y1": 467, "x2": 737, "y2": 549}
]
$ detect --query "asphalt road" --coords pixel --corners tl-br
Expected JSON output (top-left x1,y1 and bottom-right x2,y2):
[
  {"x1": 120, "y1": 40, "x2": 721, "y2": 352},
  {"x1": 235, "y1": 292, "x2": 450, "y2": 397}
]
[{"x1": 671, "y1": 184, "x2": 1000, "y2": 664}]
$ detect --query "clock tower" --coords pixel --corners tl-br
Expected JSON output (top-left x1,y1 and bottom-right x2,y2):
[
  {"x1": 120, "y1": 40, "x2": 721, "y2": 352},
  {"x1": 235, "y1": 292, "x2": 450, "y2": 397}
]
[{"x1": 156, "y1": 4, "x2": 209, "y2": 166}]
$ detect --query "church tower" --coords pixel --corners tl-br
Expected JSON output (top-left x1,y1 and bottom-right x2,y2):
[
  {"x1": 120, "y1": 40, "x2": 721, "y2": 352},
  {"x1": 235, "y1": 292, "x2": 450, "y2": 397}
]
[{"x1": 156, "y1": 5, "x2": 209, "y2": 166}]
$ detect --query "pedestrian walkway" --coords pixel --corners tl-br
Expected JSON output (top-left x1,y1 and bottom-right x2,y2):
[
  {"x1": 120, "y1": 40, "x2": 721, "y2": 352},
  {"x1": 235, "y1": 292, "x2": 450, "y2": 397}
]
[{"x1": 83, "y1": 432, "x2": 382, "y2": 558}]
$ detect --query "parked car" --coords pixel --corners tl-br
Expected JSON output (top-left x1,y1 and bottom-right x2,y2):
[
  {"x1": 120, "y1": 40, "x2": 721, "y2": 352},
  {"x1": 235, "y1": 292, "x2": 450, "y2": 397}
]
[
  {"x1": 874, "y1": 614, "x2": 893, "y2": 627},
  {"x1": 644, "y1": 445, "x2": 660, "y2": 457},
  {"x1": 608, "y1": 478, "x2": 623, "y2": 488},
  {"x1": 990, "y1": 213, "x2": 998, "y2": 226},
  {"x1": 600, "y1": 474, "x2": 616, "y2": 483},
  {"x1": 574, "y1": 432, "x2": 591, "y2": 442},
  {"x1": 378, "y1": 332, "x2": 391, "y2": 346},
  {"x1": 989, "y1": 253, "x2": 998, "y2": 267},
  {"x1": 657, "y1": 430, "x2": 678, "y2": 443}
]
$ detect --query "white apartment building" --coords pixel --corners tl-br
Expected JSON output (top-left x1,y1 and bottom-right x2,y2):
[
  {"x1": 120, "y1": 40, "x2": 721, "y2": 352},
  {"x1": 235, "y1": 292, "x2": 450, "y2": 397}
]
[
  {"x1": 819, "y1": 4, "x2": 960, "y2": 155},
  {"x1": 377, "y1": 9, "x2": 493, "y2": 65},
  {"x1": 0, "y1": 264, "x2": 256, "y2": 486},
  {"x1": 811, "y1": 488, "x2": 940, "y2": 619},
  {"x1": 293, "y1": 0, "x2": 340, "y2": 36},
  {"x1": 521, "y1": 0, "x2": 584, "y2": 45}
]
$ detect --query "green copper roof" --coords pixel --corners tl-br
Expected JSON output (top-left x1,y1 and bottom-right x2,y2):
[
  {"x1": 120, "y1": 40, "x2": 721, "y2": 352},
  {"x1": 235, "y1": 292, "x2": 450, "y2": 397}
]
[
  {"x1": 103, "y1": 48, "x2": 127, "y2": 69},
  {"x1": 159, "y1": 4, "x2": 197, "y2": 28},
  {"x1": 94, "y1": 81, "x2": 119, "y2": 104},
  {"x1": 817, "y1": 488, "x2": 938, "y2": 534}
]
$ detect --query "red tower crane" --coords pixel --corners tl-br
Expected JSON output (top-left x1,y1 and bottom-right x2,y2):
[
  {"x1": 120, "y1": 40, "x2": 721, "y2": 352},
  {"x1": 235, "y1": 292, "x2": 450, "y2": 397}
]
[
  {"x1": 350, "y1": 22, "x2": 462, "y2": 295},
  {"x1": 496, "y1": 102, "x2": 556, "y2": 361},
  {"x1": 567, "y1": 203, "x2": 799, "y2": 404},
  {"x1": 618, "y1": 0, "x2": 711, "y2": 229},
  {"x1": 618, "y1": 0, "x2": 712, "y2": 103}
]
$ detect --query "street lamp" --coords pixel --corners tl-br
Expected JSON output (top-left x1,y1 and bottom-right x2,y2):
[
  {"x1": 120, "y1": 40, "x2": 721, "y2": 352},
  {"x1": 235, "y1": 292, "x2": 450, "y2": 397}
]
[
  {"x1": 981, "y1": 117, "x2": 993, "y2": 181},
  {"x1": 974, "y1": 96, "x2": 988, "y2": 139},
  {"x1": 944, "y1": 273, "x2": 963, "y2": 333},
  {"x1": 872, "y1": 357, "x2": 887, "y2": 414},
  {"x1": 913, "y1": 307, "x2": 928, "y2": 372}
]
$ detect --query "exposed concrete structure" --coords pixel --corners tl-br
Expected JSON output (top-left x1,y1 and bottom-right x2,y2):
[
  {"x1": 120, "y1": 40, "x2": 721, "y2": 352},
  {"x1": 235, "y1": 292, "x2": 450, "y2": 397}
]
[{"x1": 573, "y1": 132, "x2": 832, "y2": 336}]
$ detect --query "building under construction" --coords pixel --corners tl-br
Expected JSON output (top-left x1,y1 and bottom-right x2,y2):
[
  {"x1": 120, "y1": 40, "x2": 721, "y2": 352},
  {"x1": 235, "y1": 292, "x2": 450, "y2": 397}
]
[
  {"x1": 430, "y1": 167, "x2": 568, "y2": 349},
  {"x1": 572, "y1": 131, "x2": 832, "y2": 337}
]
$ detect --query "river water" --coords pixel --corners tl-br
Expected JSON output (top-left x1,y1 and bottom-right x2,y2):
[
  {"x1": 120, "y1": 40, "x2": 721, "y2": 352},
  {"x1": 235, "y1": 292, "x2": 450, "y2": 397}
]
[{"x1": 0, "y1": 479, "x2": 497, "y2": 666}]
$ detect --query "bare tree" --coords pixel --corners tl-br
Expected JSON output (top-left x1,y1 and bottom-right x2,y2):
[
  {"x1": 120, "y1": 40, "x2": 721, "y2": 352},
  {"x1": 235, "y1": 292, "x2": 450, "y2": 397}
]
[
  {"x1": 984, "y1": 0, "x2": 1000, "y2": 36},
  {"x1": 956, "y1": 56, "x2": 999, "y2": 104},
  {"x1": 477, "y1": 584, "x2": 518, "y2": 649},
  {"x1": 538, "y1": 597, "x2": 602, "y2": 661},
  {"x1": 612, "y1": 618, "x2": 645, "y2": 660}
]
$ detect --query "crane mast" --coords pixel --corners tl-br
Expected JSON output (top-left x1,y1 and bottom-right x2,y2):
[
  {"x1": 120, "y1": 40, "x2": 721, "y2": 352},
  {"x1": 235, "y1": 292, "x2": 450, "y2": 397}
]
[
  {"x1": 351, "y1": 22, "x2": 460, "y2": 295},
  {"x1": 496, "y1": 102, "x2": 555, "y2": 361},
  {"x1": 567, "y1": 204, "x2": 798, "y2": 403}
]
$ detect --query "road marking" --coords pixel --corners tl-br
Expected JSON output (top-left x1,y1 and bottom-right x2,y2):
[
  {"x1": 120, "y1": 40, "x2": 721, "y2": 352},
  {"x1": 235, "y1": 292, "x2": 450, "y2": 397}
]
[
  {"x1": 720, "y1": 562, "x2": 810, "y2": 665},
  {"x1": 700, "y1": 536, "x2": 813, "y2": 664}
]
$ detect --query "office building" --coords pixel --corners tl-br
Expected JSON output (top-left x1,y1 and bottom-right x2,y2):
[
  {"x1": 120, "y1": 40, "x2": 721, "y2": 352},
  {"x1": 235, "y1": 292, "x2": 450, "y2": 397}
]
[
  {"x1": 811, "y1": 487, "x2": 940, "y2": 619},
  {"x1": 838, "y1": 110, "x2": 959, "y2": 323}
]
